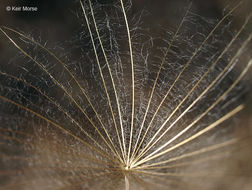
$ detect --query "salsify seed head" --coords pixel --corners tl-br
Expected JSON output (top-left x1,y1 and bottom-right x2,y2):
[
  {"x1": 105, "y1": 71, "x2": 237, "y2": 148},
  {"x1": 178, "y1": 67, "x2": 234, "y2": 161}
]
[{"x1": 0, "y1": 0, "x2": 252, "y2": 189}]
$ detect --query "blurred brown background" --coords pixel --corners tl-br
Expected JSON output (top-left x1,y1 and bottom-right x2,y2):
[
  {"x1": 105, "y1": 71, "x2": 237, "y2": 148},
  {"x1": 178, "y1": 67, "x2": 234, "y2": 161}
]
[
  {"x1": 0, "y1": 0, "x2": 251, "y2": 42},
  {"x1": 0, "y1": 0, "x2": 251, "y2": 71}
]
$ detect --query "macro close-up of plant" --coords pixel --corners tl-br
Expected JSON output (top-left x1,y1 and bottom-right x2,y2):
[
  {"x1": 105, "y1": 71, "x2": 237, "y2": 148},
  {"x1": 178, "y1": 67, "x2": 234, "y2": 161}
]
[{"x1": 0, "y1": 0, "x2": 252, "y2": 189}]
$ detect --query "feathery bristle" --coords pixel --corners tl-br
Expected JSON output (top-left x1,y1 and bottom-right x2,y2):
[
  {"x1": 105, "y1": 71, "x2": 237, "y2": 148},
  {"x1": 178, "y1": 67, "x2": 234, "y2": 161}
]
[{"x1": 0, "y1": 0, "x2": 252, "y2": 189}]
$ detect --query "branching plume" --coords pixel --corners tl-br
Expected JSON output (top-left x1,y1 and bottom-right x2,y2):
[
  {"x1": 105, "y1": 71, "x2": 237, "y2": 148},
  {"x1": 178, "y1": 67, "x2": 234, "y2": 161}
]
[{"x1": 0, "y1": 0, "x2": 252, "y2": 189}]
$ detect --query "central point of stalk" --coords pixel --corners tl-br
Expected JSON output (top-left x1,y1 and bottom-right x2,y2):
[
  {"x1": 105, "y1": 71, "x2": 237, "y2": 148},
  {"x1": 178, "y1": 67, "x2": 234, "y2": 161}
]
[
  {"x1": 123, "y1": 162, "x2": 132, "y2": 171},
  {"x1": 122, "y1": 159, "x2": 135, "y2": 171}
]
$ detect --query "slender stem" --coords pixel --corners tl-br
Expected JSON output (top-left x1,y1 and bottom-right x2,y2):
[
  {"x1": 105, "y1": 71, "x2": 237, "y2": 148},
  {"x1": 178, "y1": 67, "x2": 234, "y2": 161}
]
[
  {"x1": 133, "y1": 3, "x2": 241, "y2": 162},
  {"x1": 130, "y1": 2, "x2": 192, "y2": 163},
  {"x1": 0, "y1": 28, "x2": 120, "y2": 163},
  {"x1": 119, "y1": 0, "x2": 135, "y2": 165},
  {"x1": 133, "y1": 18, "x2": 251, "y2": 164},
  {"x1": 86, "y1": 0, "x2": 126, "y2": 163},
  {"x1": 80, "y1": 1, "x2": 126, "y2": 163},
  {"x1": 0, "y1": 95, "x2": 118, "y2": 164},
  {"x1": 2, "y1": 26, "x2": 123, "y2": 163},
  {"x1": 134, "y1": 104, "x2": 244, "y2": 167},
  {"x1": 125, "y1": 174, "x2": 130, "y2": 190},
  {"x1": 136, "y1": 138, "x2": 238, "y2": 169}
]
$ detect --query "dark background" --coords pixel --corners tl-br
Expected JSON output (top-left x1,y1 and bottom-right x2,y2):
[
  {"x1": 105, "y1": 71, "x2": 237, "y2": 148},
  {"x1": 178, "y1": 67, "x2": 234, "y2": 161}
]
[
  {"x1": 1, "y1": 0, "x2": 251, "y2": 41},
  {"x1": 0, "y1": 0, "x2": 251, "y2": 65}
]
